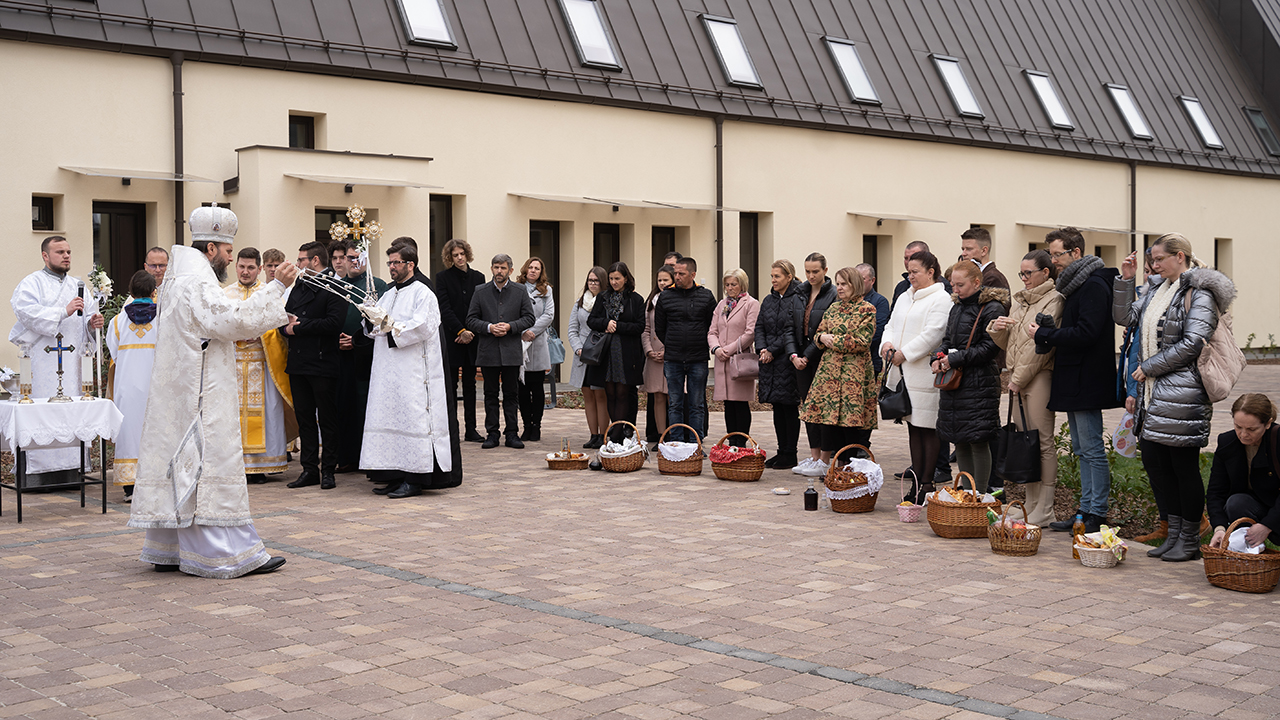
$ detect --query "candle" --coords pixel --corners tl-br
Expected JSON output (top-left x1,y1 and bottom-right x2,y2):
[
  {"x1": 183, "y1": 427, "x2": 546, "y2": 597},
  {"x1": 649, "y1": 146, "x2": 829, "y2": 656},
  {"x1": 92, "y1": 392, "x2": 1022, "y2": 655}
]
[
  {"x1": 18, "y1": 346, "x2": 32, "y2": 402},
  {"x1": 81, "y1": 349, "x2": 95, "y2": 399}
]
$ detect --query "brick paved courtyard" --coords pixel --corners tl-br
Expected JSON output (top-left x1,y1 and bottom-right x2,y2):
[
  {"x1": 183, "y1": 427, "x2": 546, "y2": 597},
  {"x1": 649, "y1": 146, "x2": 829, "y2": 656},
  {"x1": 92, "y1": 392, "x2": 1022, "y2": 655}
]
[{"x1": 2, "y1": 366, "x2": 1279, "y2": 720}]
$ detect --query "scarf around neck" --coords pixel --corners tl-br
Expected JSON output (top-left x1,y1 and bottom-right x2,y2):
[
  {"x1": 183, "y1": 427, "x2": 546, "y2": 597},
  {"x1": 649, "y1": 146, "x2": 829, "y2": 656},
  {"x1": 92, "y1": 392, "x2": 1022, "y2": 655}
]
[
  {"x1": 1139, "y1": 276, "x2": 1181, "y2": 410},
  {"x1": 1056, "y1": 255, "x2": 1104, "y2": 298},
  {"x1": 581, "y1": 292, "x2": 597, "y2": 313}
]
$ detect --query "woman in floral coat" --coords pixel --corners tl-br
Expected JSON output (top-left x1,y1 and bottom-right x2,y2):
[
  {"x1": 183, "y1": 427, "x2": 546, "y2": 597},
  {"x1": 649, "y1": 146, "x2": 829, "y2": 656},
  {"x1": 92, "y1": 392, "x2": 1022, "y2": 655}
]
[{"x1": 799, "y1": 266, "x2": 878, "y2": 467}]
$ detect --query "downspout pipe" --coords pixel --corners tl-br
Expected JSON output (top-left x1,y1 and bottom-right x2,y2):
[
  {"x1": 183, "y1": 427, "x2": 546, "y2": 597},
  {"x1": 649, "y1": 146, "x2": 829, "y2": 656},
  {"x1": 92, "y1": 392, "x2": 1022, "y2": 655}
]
[
  {"x1": 172, "y1": 51, "x2": 185, "y2": 245},
  {"x1": 715, "y1": 116, "x2": 724, "y2": 292},
  {"x1": 1129, "y1": 161, "x2": 1137, "y2": 255}
]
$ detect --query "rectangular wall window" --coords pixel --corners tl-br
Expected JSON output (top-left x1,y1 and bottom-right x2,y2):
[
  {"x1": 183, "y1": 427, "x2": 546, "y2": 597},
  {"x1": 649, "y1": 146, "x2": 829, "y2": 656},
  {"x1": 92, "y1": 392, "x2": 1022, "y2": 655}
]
[
  {"x1": 428, "y1": 194, "x2": 453, "y2": 280},
  {"x1": 824, "y1": 38, "x2": 879, "y2": 104},
  {"x1": 1106, "y1": 84, "x2": 1153, "y2": 140},
  {"x1": 702, "y1": 15, "x2": 762, "y2": 89},
  {"x1": 1024, "y1": 70, "x2": 1073, "y2": 129},
  {"x1": 593, "y1": 223, "x2": 620, "y2": 269},
  {"x1": 289, "y1": 115, "x2": 315, "y2": 149},
  {"x1": 558, "y1": 0, "x2": 620, "y2": 69},
  {"x1": 1244, "y1": 107, "x2": 1280, "y2": 155},
  {"x1": 530, "y1": 220, "x2": 563, "y2": 378},
  {"x1": 315, "y1": 208, "x2": 344, "y2": 244},
  {"x1": 395, "y1": 0, "x2": 456, "y2": 48},
  {"x1": 862, "y1": 235, "x2": 878, "y2": 293},
  {"x1": 1178, "y1": 96, "x2": 1223, "y2": 149},
  {"x1": 739, "y1": 212, "x2": 759, "y2": 299},
  {"x1": 1215, "y1": 238, "x2": 1232, "y2": 279},
  {"x1": 32, "y1": 196, "x2": 54, "y2": 231},
  {"x1": 652, "y1": 226, "x2": 676, "y2": 281},
  {"x1": 931, "y1": 55, "x2": 983, "y2": 118}
]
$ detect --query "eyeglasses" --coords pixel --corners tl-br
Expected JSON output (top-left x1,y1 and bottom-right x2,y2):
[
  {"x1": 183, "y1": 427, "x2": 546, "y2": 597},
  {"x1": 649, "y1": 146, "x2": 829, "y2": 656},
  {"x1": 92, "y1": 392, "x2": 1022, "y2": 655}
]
[
  {"x1": 145, "y1": 264, "x2": 168, "y2": 271},
  {"x1": 386, "y1": 260, "x2": 407, "y2": 267},
  {"x1": 1017, "y1": 270, "x2": 1045, "y2": 279},
  {"x1": 1050, "y1": 250, "x2": 1073, "y2": 259}
]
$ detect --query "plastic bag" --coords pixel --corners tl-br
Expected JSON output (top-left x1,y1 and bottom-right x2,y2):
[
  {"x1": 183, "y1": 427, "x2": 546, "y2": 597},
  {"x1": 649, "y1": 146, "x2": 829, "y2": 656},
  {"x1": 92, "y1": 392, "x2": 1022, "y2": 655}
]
[{"x1": 1112, "y1": 411, "x2": 1138, "y2": 458}]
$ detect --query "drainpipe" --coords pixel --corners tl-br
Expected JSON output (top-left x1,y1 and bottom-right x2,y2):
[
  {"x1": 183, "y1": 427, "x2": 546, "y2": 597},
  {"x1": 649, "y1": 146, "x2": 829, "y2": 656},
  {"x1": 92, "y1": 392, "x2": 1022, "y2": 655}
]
[
  {"x1": 172, "y1": 52, "x2": 185, "y2": 245},
  {"x1": 1129, "y1": 161, "x2": 1137, "y2": 255},
  {"x1": 715, "y1": 116, "x2": 724, "y2": 292}
]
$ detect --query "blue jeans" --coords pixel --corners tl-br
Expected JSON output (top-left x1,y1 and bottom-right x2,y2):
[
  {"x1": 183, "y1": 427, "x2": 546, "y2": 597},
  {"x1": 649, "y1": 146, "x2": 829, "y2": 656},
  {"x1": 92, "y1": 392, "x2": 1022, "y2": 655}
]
[
  {"x1": 664, "y1": 361, "x2": 708, "y2": 443},
  {"x1": 1067, "y1": 410, "x2": 1111, "y2": 516}
]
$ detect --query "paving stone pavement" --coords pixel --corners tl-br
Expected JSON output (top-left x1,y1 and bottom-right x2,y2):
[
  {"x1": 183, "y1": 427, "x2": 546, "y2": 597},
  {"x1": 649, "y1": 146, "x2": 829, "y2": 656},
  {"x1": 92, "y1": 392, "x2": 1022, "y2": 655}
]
[{"x1": 1, "y1": 365, "x2": 1278, "y2": 719}]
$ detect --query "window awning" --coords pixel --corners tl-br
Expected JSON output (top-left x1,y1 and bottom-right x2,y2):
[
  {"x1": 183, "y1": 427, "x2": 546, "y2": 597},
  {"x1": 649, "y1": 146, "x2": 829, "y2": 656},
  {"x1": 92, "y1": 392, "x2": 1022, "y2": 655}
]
[
  {"x1": 511, "y1": 192, "x2": 742, "y2": 212},
  {"x1": 60, "y1": 166, "x2": 217, "y2": 183},
  {"x1": 285, "y1": 173, "x2": 441, "y2": 189},
  {"x1": 1018, "y1": 222, "x2": 1160, "y2": 236},
  {"x1": 849, "y1": 211, "x2": 945, "y2": 223}
]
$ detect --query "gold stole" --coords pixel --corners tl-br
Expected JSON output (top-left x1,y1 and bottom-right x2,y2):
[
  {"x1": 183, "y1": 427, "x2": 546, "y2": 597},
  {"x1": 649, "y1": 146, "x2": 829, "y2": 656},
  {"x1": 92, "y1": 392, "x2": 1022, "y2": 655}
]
[{"x1": 227, "y1": 282, "x2": 270, "y2": 453}]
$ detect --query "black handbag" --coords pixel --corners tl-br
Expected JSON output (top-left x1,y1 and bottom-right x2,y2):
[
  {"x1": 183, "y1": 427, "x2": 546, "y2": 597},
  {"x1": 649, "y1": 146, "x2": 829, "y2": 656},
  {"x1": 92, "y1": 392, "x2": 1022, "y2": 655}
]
[
  {"x1": 579, "y1": 330, "x2": 607, "y2": 366},
  {"x1": 878, "y1": 360, "x2": 912, "y2": 422},
  {"x1": 993, "y1": 391, "x2": 1042, "y2": 485}
]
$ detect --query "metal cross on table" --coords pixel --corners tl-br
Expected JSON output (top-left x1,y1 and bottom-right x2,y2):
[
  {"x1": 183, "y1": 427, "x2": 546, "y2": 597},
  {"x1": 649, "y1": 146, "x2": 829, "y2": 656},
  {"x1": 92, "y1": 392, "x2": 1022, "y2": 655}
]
[{"x1": 43, "y1": 332, "x2": 75, "y2": 403}]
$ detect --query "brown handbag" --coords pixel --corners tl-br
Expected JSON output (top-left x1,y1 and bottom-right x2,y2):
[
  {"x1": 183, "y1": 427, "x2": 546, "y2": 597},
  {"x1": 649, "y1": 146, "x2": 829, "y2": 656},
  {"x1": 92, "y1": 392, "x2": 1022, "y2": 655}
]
[{"x1": 933, "y1": 311, "x2": 981, "y2": 391}]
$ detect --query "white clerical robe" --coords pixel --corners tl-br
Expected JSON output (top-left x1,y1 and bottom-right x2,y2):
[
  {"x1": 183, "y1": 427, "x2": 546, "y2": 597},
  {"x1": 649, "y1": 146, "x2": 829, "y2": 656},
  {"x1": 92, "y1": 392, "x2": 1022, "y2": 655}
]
[
  {"x1": 106, "y1": 302, "x2": 158, "y2": 485},
  {"x1": 224, "y1": 281, "x2": 288, "y2": 474},
  {"x1": 361, "y1": 281, "x2": 452, "y2": 474},
  {"x1": 8, "y1": 269, "x2": 99, "y2": 474}
]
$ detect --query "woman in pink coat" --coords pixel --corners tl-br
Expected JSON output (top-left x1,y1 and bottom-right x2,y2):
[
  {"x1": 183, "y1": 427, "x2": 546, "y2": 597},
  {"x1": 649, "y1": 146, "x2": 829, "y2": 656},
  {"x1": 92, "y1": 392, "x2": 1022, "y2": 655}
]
[{"x1": 709, "y1": 268, "x2": 760, "y2": 446}]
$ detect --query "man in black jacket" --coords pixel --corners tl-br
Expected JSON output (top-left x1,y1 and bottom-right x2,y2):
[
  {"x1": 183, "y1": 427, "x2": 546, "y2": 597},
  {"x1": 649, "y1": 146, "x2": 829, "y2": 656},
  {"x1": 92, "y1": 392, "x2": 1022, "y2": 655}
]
[
  {"x1": 466, "y1": 254, "x2": 536, "y2": 449},
  {"x1": 284, "y1": 242, "x2": 347, "y2": 490},
  {"x1": 655, "y1": 257, "x2": 716, "y2": 442},
  {"x1": 435, "y1": 239, "x2": 486, "y2": 443},
  {"x1": 1031, "y1": 227, "x2": 1121, "y2": 532}
]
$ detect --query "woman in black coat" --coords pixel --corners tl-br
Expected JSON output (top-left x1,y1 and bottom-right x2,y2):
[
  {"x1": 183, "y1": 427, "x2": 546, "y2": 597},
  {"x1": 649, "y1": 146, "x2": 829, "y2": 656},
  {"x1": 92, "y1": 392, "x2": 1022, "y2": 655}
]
[
  {"x1": 932, "y1": 261, "x2": 1008, "y2": 493},
  {"x1": 586, "y1": 262, "x2": 647, "y2": 442},
  {"x1": 1207, "y1": 393, "x2": 1280, "y2": 551},
  {"x1": 789, "y1": 253, "x2": 839, "y2": 476},
  {"x1": 756, "y1": 260, "x2": 802, "y2": 469}
]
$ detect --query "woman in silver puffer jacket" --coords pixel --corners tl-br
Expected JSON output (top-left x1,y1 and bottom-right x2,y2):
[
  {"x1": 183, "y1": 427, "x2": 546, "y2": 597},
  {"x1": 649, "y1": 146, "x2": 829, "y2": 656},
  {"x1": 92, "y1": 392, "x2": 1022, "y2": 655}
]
[{"x1": 1113, "y1": 233, "x2": 1236, "y2": 563}]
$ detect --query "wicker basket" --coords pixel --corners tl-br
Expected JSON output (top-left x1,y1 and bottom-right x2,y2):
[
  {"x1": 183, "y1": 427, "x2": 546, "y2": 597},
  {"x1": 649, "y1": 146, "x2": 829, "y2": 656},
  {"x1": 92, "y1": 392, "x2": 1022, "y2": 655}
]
[
  {"x1": 657, "y1": 423, "x2": 704, "y2": 476},
  {"x1": 926, "y1": 472, "x2": 1002, "y2": 539},
  {"x1": 710, "y1": 433, "x2": 766, "y2": 481},
  {"x1": 1075, "y1": 543, "x2": 1120, "y2": 568},
  {"x1": 824, "y1": 444, "x2": 878, "y2": 513},
  {"x1": 1203, "y1": 518, "x2": 1280, "y2": 593},
  {"x1": 598, "y1": 421, "x2": 646, "y2": 473},
  {"x1": 546, "y1": 456, "x2": 590, "y2": 471},
  {"x1": 987, "y1": 500, "x2": 1042, "y2": 556},
  {"x1": 896, "y1": 467, "x2": 923, "y2": 523}
]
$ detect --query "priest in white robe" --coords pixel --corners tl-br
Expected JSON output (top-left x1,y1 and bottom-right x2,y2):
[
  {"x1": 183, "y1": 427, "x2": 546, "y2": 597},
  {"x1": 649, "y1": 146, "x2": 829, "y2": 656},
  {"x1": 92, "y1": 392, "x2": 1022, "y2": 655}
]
[
  {"x1": 129, "y1": 206, "x2": 298, "y2": 578},
  {"x1": 360, "y1": 243, "x2": 452, "y2": 499},
  {"x1": 223, "y1": 247, "x2": 292, "y2": 482},
  {"x1": 106, "y1": 270, "x2": 160, "y2": 500},
  {"x1": 8, "y1": 235, "x2": 103, "y2": 485}
]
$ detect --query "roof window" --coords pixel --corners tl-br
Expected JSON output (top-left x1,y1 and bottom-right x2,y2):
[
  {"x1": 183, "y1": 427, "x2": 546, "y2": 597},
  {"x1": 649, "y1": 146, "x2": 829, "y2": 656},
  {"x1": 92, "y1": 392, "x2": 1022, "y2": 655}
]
[
  {"x1": 1178, "y1": 96, "x2": 1223, "y2": 149},
  {"x1": 931, "y1": 55, "x2": 983, "y2": 118},
  {"x1": 395, "y1": 0, "x2": 456, "y2": 49},
  {"x1": 701, "y1": 15, "x2": 762, "y2": 89},
  {"x1": 558, "y1": 0, "x2": 621, "y2": 70},
  {"x1": 1105, "y1": 84, "x2": 1152, "y2": 140},
  {"x1": 1244, "y1": 107, "x2": 1280, "y2": 155},
  {"x1": 824, "y1": 38, "x2": 879, "y2": 104},
  {"x1": 1024, "y1": 70, "x2": 1073, "y2": 130}
]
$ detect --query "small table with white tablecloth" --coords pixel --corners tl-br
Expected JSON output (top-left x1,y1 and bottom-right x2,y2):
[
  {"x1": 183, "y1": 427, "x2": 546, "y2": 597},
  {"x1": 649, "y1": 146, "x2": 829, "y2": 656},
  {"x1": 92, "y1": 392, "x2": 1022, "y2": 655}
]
[{"x1": 0, "y1": 398, "x2": 123, "y2": 522}]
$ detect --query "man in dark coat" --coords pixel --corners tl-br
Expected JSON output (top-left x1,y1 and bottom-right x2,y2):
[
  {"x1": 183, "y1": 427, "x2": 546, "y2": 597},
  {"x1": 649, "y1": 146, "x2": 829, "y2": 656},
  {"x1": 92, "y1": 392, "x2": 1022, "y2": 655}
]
[
  {"x1": 283, "y1": 242, "x2": 346, "y2": 491},
  {"x1": 856, "y1": 263, "x2": 891, "y2": 375},
  {"x1": 435, "y1": 239, "x2": 486, "y2": 443},
  {"x1": 466, "y1": 254, "x2": 536, "y2": 449},
  {"x1": 332, "y1": 240, "x2": 389, "y2": 475},
  {"x1": 1031, "y1": 227, "x2": 1121, "y2": 532},
  {"x1": 655, "y1": 257, "x2": 717, "y2": 442}
]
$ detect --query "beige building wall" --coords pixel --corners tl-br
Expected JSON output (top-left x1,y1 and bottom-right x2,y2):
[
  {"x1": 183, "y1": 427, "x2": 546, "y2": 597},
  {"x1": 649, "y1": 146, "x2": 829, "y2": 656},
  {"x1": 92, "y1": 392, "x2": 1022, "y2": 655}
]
[{"x1": 5, "y1": 38, "x2": 1279, "y2": 368}]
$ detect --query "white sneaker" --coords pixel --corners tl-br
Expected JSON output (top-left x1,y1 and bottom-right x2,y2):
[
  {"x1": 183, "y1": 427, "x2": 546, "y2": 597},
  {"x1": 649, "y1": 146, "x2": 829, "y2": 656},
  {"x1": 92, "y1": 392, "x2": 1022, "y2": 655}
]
[
  {"x1": 791, "y1": 458, "x2": 814, "y2": 475},
  {"x1": 800, "y1": 460, "x2": 830, "y2": 478}
]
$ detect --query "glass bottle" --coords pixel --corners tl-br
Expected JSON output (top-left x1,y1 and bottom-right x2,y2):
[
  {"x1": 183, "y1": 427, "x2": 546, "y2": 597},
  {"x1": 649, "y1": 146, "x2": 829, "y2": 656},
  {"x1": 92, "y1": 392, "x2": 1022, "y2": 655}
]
[
  {"x1": 1071, "y1": 513, "x2": 1085, "y2": 559},
  {"x1": 804, "y1": 477, "x2": 818, "y2": 511}
]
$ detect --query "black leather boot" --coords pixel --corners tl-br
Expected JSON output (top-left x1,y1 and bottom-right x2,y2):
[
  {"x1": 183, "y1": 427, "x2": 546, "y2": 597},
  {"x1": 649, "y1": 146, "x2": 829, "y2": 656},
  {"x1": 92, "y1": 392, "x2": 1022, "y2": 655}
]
[
  {"x1": 1148, "y1": 515, "x2": 1182, "y2": 558},
  {"x1": 1161, "y1": 516, "x2": 1203, "y2": 562}
]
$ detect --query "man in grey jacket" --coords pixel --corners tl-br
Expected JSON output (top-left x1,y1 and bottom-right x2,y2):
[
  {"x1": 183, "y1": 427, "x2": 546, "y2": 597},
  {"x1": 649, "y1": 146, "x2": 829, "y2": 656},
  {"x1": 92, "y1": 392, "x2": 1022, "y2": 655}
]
[{"x1": 466, "y1": 254, "x2": 536, "y2": 449}]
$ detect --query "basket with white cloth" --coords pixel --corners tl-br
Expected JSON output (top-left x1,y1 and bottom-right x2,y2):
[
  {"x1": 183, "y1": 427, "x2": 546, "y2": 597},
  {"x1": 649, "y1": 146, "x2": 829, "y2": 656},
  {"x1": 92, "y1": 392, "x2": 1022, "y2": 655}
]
[{"x1": 823, "y1": 444, "x2": 882, "y2": 513}]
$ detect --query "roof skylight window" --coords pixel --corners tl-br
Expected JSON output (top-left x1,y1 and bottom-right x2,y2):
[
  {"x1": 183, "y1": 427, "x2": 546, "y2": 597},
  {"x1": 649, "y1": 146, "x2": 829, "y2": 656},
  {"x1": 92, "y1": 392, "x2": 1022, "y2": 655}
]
[
  {"x1": 931, "y1": 55, "x2": 983, "y2": 118},
  {"x1": 1106, "y1": 84, "x2": 1153, "y2": 140},
  {"x1": 558, "y1": 0, "x2": 621, "y2": 70},
  {"x1": 1024, "y1": 70, "x2": 1073, "y2": 130},
  {"x1": 701, "y1": 15, "x2": 762, "y2": 89},
  {"x1": 824, "y1": 38, "x2": 879, "y2": 104},
  {"x1": 395, "y1": 0, "x2": 456, "y2": 49},
  {"x1": 1178, "y1": 96, "x2": 1223, "y2": 149},
  {"x1": 1244, "y1": 107, "x2": 1280, "y2": 156}
]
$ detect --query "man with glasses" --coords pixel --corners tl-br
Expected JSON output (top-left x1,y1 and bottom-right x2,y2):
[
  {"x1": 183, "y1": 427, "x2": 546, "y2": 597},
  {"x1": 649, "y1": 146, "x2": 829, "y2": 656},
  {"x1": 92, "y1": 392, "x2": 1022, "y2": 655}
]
[
  {"x1": 144, "y1": 247, "x2": 170, "y2": 287},
  {"x1": 466, "y1": 254, "x2": 536, "y2": 449},
  {"x1": 333, "y1": 239, "x2": 388, "y2": 475},
  {"x1": 1029, "y1": 227, "x2": 1121, "y2": 532}
]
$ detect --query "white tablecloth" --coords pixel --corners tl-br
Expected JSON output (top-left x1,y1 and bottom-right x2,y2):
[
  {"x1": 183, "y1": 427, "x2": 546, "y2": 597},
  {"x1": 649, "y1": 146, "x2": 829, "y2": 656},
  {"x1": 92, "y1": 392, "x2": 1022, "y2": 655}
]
[{"x1": 0, "y1": 398, "x2": 124, "y2": 453}]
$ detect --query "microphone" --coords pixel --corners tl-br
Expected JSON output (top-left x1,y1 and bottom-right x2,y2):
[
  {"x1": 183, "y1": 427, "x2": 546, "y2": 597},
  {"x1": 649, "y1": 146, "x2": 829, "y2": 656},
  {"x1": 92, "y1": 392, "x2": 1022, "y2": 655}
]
[{"x1": 77, "y1": 283, "x2": 84, "y2": 317}]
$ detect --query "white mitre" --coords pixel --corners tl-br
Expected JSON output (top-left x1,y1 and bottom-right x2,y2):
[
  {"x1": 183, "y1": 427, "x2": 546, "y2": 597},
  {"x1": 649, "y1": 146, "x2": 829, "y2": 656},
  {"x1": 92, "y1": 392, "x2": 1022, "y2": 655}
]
[{"x1": 189, "y1": 206, "x2": 238, "y2": 242}]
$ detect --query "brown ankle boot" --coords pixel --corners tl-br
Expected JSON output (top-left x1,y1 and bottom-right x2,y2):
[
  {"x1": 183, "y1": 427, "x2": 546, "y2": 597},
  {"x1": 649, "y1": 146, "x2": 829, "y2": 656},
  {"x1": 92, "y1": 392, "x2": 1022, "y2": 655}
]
[{"x1": 1133, "y1": 520, "x2": 1168, "y2": 544}]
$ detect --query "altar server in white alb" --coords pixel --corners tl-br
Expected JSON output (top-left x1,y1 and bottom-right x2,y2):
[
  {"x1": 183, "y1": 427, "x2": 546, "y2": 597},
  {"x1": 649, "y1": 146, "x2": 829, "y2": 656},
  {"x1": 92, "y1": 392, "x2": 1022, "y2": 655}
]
[
  {"x1": 224, "y1": 247, "x2": 292, "y2": 483},
  {"x1": 128, "y1": 206, "x2": 298, "y2": 578},
  {"x1": 106, "y1": 270, "x2": 160, "y2": 501},
  {"x1": 360, "y1": 243, "x2": 452, "y2": 499},
  {"x1": 8, "y1": 236, "x2": 103, "y2": 484}
]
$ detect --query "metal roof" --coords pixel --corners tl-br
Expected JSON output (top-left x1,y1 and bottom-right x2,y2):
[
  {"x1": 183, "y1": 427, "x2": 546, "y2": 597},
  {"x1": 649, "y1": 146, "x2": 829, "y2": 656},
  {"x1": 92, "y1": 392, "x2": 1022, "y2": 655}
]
[{"x1": 4, "y1": 0, "x2": 1280, "y2": 177}]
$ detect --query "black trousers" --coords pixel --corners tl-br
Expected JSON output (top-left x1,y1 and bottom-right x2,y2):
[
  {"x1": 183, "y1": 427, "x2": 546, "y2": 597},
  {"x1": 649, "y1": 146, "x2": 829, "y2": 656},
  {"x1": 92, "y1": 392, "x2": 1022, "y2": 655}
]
[
  {"x1": 605, "y1": 382, "x2": 639, "y2": 442},
  {"x1": 482, "y1": 365, "x2": 521, "y2": 437},
  {"x1": 518, "y1": 370, "x2": 546, "y2": 429},
  {"x1": 1140, "y1": 439, "x2": 1204, "y2": 520},
  {"x1": 819, "y1": 425, "x2": 872, "y2": 461},
  {"x1": 645, "y1": 394, "x2": 659, "y2": 442},
  {"x1": 336, "y1": 347, "x2": 373, "y2": 468},
  {"x1": 450, "y1": 358, "x2": 479, "y2": 435},
  {"x1": 291, "y1": 374, "x2": 339, "y2": 474},
  {"x1": 771, "y1": 403, "x2": 801, "y2": 457},
  {"x1": 723, "y1": 400, "x2": 752, "y2": 446}
]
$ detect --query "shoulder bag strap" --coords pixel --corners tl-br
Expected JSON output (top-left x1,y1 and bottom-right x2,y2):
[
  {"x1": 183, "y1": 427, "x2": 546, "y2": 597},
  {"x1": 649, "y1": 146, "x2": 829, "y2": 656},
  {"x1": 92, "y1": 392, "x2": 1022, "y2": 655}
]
[{"x1": 964, "y1": 307, "x2": 981, "y2": 349}]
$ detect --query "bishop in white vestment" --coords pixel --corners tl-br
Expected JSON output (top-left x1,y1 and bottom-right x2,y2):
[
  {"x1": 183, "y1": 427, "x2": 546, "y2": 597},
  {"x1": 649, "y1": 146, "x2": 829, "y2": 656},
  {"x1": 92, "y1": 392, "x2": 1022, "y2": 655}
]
[
  {"x1": 360, "y1": 245, "x2": 451, "y2": 499},
  {"x1": 8, "y1": 236, "x2": 102, "y2": 481},
  {"x1": 129, "y1": 207, "x2": 296, "y2": 578},
  {"x1": 106, "y1": 271, "x2": 160, "y2": 493}
]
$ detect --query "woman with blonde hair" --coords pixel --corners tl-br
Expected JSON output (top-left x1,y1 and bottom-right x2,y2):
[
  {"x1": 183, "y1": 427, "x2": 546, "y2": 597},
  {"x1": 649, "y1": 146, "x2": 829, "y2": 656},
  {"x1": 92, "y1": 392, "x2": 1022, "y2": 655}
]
[
  {"x1": 1114, "y1": 233, "x2": 1237, "y2": 561},
  {"x1": 756, "y1": 259, "x2": 803, "y2": 467},
  {"x1": 517, "y1": 257, "x2": 555, "y2": 441},
  {"x1": 709, "y1": 268, "x2": 760, "y2": 444}
]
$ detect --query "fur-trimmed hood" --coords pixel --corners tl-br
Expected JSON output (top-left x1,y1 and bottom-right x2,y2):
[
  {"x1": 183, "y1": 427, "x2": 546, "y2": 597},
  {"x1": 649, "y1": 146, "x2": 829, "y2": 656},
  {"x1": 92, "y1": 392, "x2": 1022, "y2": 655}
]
[
  {"x1": 952, "y1": 285, "x2": 1011, "y2": 309},
  {"x1": 1148, "y1": 267, "x2": 1236, "y2": 313}
]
